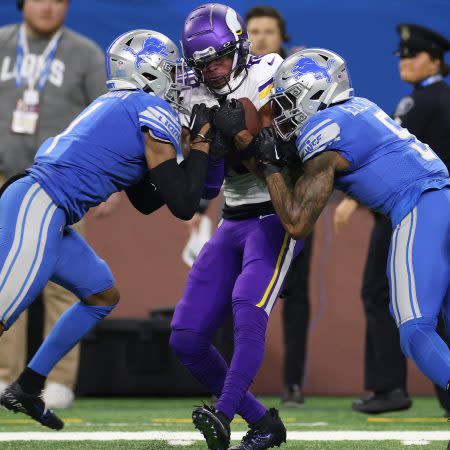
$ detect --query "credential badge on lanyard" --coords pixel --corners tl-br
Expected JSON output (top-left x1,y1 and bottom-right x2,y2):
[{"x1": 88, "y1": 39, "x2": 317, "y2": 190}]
[{"x1": 11, "y1": 24, "x2": 62, "y2": 135}]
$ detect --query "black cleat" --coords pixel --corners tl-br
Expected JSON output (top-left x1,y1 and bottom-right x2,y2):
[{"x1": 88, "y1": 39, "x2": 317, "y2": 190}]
[
  {"x1": 352, "y1": 389, "x2": 412, "y2": 414},
  {"x1": 192, "y1": 404, "x2": 230, "y2": 449},
  {"x1": 0, "y1": 382, "x2": 64, "y2": 430},
  {"x1": 230, "y1": 408, "x2": 286, "y2": 449}
]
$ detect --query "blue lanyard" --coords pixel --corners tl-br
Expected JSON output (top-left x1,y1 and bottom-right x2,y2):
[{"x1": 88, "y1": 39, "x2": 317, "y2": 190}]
[
  {"x1": 419, "y1": 74, "x2": 443, "y2": 88},
  {"x1": 15, "y1": 25, "x2": 62, "y2": 91}
]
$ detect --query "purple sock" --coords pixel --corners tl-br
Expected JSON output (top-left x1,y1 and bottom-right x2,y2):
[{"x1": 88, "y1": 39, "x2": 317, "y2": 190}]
[
  {"x1": 215, "y1": 303, "x2": 268, "y2": 421},
  {"x1": 170, "y1": 329, "x2": 266, "y2": 423}
]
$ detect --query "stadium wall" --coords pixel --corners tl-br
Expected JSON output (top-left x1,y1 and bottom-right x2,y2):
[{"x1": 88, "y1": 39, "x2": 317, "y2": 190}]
[{"x1": 84, "y1": 196, "x2": 434, "y2": 396}]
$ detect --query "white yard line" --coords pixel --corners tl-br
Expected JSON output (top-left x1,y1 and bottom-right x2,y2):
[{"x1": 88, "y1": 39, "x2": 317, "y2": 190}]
[{"x1": 0, "y1": 431, "x2": 449, "y2": 441}]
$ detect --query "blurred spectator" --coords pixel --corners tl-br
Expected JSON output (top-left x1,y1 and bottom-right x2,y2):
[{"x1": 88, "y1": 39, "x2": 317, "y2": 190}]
[
  {"x1": 246, "y1": 6, "x2": 289, "y2": 57},
  {"x1": 334, "y1": 23, "x2": 450, "y2": 414},
  {"x1": 246, "y1": 5, "x2": 311, "y2": 406},
  {"x1": 181, "y1": 199, "x2": 213, "y2": 268},
  {"x1": 0, "y1": 0, "x2": 106, "y2": 409}
]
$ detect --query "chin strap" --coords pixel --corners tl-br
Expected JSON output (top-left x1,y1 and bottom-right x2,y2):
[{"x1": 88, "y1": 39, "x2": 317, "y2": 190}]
[{"x1": 207, "y1": 66, "x2": 248, "y2": 97}]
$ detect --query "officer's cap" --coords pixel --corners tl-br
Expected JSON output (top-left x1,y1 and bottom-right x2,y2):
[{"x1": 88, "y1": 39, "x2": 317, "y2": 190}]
[{"x1": 395, "y1": 23, "x2": 450, "y2": 58}]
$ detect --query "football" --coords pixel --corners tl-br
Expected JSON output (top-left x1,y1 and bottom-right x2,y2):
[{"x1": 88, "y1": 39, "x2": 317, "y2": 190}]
[
  {"x1": 224, "y1": 97, "x2": 261, "y2": 168},
  {"x1": 238, "y1": 97, "x2": 262, "y2": 137}
]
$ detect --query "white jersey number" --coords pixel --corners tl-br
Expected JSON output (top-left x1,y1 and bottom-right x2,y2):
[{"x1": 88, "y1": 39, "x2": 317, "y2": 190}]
[
  {"x1": 44, "y1": 101, "x2": 105, "y2": 155},
  {"x1": 374, "y1": 110, "x2": 437, "y2": 161}
]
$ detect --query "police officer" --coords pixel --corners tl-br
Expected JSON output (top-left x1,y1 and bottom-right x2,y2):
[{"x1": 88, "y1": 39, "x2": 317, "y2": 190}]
[
  {"x1": 342, "y1": 23, "x2": 450, "y2": 414},
  {"x1": 394, "y1": 24, "x2": 450, "y2": 167}
]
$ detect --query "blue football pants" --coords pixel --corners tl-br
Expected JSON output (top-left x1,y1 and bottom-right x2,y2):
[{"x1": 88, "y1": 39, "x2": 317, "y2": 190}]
[
  {"x1": 387, "y1": 188, "x2": 450, "y2": 388},
  {"x1": 0, "y1": 177, "x2": 114, "y2": 330}
]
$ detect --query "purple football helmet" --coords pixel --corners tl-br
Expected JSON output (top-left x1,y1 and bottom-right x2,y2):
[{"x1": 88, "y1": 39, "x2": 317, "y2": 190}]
[{"x1": 182, "y1": 3, "x2": 250, "y2": 95}]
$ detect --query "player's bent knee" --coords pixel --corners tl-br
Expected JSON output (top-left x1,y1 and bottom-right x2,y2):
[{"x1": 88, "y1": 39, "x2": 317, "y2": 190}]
[
  {"x1": 398, "y1": 317, "x2": 437, "y2": 358},
  {"x1": 232, "y1": 303, "x2": 268, "y2": 340},
  {"x1": 170, "y1": 329, "x2": 209, "y2": 360},
  {"x1": 84, "y1": 286, "x2": 120, "y2": 307}
]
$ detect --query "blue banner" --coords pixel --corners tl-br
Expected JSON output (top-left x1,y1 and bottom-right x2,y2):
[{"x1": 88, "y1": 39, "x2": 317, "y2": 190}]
[{"x1": 1, "y1": 0, "x2": 449, "y2": 113}]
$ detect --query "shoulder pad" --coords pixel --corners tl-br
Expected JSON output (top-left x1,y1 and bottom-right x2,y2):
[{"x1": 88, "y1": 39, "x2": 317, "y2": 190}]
[{"x1": 296, "y1": 113, "x2": 341, "y2": 162}]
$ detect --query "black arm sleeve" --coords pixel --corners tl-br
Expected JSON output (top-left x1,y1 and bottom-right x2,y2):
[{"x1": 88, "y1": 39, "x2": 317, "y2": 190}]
[
  {"x1": 125, "y1": 173, "x2": 165, "y2": 215},
  {"x1": 149, "y1": 149, "x2": 209, "y2": 220}
]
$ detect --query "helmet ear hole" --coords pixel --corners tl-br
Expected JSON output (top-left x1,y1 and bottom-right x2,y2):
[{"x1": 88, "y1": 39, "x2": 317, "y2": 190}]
[
  {"x1": 142, "y1": 73, "x2": 157, "y2": 82},
  {"x1": 286, "y1": 92, "x2": 297, "y2": 103},
  {"x1": 310, "y1": 90, "x2": 324, "y2": 100}
]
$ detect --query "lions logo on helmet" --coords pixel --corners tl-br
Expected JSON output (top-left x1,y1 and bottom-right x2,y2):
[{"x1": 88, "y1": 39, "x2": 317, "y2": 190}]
[
  {"x1": 271, "y1": 48, "x2": 354, "y2": 141},
  {"x1": 106, "y1": 30, "x2": 191, "y2": 114},
  {"x1": 125, "y1": 36, "x2": 170, "y2": 69},
  {"x1": 291, "y1": 57, "x2": 335, "y2": 84}
]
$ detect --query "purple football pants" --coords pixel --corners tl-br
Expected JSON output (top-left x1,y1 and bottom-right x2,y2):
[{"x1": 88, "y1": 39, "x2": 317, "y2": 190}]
[{"x1": 170, "y1": 214, "x2": 303, "y2": 422}]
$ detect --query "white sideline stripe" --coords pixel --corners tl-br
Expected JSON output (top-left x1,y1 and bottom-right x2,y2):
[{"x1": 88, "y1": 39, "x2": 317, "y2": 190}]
[{"x1": 1, "y1": 431, "x2": 450, "y2": 441}]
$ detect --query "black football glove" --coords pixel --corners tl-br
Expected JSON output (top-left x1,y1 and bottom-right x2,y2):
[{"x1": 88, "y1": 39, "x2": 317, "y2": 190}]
[
  {"x1": 278, "y1": 137, "x2": 300, "y2": 166},
  {"x1": 214, "y1": 99, "x2": 247, "y2": 139},
  {"x1": 189, "y1": 103, "x2": 218, "y2": 141},
  {"x1": 210, "y1": 129, "x2": 232, "y2": 159},
  {"x1": 254, "y1": 128, "x2": 287, "y2": 178}
]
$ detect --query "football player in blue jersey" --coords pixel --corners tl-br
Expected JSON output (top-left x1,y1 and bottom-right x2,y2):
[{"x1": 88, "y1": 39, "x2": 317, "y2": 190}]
[
  {"x1": 0, "y1": 29, "x2": 217, "y2": 429},
  {"x1": 249, "y1": 48, "x2": 450, "y2": 398}
]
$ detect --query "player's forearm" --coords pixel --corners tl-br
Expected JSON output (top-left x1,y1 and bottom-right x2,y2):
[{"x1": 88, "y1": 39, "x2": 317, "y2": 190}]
[
  {"x1": 125, "y1": 177, "x2": 165, "y2": 215},
  {"x1": 150, "y1": 150, "x2": 209, "y2": 220},
  {"x1": 267, "y1": 170, "x2": 333, "y2": 239},
  {"x1": 266, "y1": 173, "x2": 308, "y2": 239}
]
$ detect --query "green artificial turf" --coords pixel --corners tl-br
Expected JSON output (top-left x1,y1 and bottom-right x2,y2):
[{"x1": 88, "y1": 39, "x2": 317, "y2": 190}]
[{"x1": 0, "y1": 396, "x2": 448, "y2": 449}]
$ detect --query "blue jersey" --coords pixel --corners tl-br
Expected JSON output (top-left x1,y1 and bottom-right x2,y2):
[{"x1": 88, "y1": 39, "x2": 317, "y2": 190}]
[
  {"x1": 27, "y1": 90, "x2": 182, "y2": 224},
  {"x1": 295, "y1": 97, "x2": 450, "y2": 226}
]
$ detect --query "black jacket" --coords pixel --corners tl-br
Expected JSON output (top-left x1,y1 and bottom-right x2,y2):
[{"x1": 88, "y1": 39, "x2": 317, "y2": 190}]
[{"x1": 394, "y1": 80, "x2": 450, "y2": 170}]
